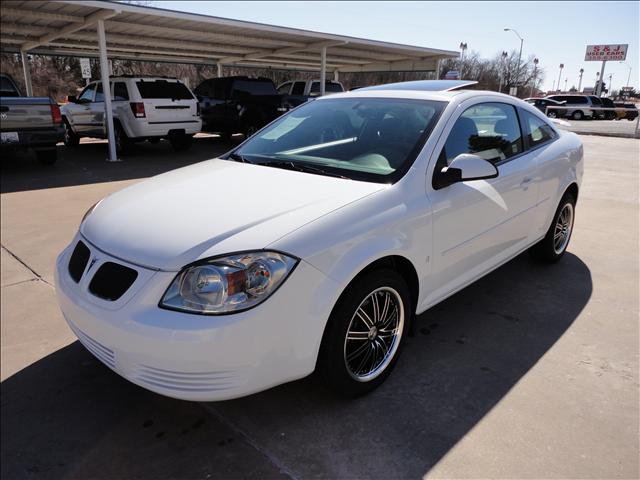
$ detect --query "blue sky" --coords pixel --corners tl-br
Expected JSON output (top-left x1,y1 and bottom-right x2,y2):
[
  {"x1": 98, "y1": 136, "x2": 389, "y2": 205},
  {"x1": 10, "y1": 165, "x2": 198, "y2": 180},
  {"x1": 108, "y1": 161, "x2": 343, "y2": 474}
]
[{"x1": 155, "y1": 1, "x2": 639, "y2": 92}]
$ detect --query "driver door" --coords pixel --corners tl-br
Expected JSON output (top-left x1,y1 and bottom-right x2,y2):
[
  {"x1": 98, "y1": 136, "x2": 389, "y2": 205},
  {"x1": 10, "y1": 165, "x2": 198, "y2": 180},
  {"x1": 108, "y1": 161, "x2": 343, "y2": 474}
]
[
  {"x1": 68, "y1": 83, "x2": 96, "y2": 134},
  {"x1": 425, "y1": 101, "x2": 540, "y2": 305}
]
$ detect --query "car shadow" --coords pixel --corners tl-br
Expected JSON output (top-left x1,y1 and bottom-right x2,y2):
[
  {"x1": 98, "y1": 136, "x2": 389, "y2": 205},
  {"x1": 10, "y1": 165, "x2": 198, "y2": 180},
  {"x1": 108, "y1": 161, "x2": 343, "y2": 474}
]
[
  {"x1": 1, "y1": 253, "x2": 592, "y2": 479},
  {"x1": 0, "y1": 135, "x2": 243, "y2": 194}
]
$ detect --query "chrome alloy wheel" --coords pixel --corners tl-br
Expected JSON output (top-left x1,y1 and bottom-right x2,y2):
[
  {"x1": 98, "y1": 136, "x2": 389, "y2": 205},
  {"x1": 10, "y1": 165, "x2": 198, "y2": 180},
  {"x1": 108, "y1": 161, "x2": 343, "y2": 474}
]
[
  {"x1": 554, "y1": 203, "x2": 574, "y2": 254},
  {"x1": 343, "y1": 287, "x2": 405, "y2": 382}
]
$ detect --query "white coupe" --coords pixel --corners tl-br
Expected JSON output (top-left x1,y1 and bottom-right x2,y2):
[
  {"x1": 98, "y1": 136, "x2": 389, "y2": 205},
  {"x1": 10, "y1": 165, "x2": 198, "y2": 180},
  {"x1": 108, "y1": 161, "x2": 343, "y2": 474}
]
[{"x1": 55, "y1": 80, "x2": 583, "y2": 401}]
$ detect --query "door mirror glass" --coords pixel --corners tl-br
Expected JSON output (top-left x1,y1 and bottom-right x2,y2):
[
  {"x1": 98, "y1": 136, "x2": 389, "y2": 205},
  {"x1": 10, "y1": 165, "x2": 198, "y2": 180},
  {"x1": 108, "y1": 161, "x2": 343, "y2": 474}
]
[{"x1": 435, "y1": 153, "x2": 498, "y2": 189}]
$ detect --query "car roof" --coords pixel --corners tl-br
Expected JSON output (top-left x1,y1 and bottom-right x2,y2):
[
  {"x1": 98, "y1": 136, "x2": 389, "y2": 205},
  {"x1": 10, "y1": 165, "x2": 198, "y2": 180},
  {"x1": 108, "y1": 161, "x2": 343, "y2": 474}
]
[
  {"x1": 318, "y1": 85, "x2": 515, "y2": 104},
  {"x1": 359, "y1": 80, "x2": 478, "y2": 92}
]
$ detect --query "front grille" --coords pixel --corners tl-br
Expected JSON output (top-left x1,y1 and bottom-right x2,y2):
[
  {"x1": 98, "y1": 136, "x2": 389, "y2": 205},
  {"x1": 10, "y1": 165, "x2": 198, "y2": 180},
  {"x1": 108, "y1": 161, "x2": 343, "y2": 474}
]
[
  {"x1": 89, "y1": 262, "x2": 138, "y2": 301},
  {"x1": 68, "y1": 241, "x2": 90, "y2": 283}
]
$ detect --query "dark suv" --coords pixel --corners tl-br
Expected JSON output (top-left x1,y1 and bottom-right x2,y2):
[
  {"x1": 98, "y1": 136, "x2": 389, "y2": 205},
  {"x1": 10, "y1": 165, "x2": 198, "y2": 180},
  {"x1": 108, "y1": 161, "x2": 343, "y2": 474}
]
[{"x1": 195, "y1": 76, "x2": 287, "y2": 139}]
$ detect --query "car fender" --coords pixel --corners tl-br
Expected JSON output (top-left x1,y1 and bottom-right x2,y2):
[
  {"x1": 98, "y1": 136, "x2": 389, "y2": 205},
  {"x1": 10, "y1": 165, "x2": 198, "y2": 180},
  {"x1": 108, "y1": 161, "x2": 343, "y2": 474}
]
[{"x1": 271, "y1": 184, "x2": 432, "y2": 316}]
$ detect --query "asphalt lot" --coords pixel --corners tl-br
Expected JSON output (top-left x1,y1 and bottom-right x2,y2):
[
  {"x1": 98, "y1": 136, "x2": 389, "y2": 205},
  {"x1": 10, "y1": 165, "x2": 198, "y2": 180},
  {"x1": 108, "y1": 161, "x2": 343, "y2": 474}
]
[{"x1": 1, "y1": 135, "x2": 638, "y2": 479}]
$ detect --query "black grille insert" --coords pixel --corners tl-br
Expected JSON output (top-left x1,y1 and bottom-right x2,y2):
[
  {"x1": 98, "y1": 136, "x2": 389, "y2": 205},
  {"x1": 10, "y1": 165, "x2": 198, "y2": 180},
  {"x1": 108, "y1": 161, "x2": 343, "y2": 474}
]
[
  {"x1": 68, "y1": 241, "x2": 90, "y2": 283},
  {"x1": 89, "y1": 262, "x2": 138, "y2": 301}
]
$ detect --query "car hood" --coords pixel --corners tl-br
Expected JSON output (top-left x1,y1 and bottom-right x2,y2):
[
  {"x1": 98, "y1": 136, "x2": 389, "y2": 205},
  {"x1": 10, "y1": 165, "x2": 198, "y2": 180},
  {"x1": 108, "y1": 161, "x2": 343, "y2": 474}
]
[{"x1": 81, "y1": 159, "x2": 384, "y2": 270}]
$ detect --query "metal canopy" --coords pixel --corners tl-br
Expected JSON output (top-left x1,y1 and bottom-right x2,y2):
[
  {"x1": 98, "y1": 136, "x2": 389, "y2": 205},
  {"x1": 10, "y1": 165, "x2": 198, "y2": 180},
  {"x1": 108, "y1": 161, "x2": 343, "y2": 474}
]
[
  {"x1": 0, "y1": 0, "x2": 457, "y2": 161},
  {"x1": 0, "y1": 0, "x2": 457, "y2": 73}
]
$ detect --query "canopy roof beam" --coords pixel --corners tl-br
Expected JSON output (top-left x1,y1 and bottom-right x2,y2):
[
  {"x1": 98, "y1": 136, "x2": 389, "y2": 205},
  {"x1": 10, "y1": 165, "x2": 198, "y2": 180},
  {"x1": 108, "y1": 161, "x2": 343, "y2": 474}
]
[
  {"x1": 20, "y1": 8, "x2": 119, "y2": 52},
  {"x1": 217, "y1": 40, "x2": 347, "y2": 64}
]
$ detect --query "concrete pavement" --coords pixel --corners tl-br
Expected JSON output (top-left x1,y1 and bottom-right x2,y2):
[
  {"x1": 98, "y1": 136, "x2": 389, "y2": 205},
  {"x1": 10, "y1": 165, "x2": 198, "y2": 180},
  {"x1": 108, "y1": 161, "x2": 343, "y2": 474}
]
[{"x1": 1, "y1": 135, "x2": 638, "y2": 479}]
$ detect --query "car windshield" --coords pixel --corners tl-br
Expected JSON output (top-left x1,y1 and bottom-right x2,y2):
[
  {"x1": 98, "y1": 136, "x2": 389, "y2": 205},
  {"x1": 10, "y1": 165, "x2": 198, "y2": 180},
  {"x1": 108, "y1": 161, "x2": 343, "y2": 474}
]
[{"x1": 232, "y1": 98, "x2": 445, "y2": 183}]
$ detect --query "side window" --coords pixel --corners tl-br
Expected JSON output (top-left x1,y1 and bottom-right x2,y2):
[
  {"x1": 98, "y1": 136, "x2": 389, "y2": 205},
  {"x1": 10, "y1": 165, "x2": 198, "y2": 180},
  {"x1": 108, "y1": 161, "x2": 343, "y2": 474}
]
[
  {"x1": 277, "y1": 82, "x2": 291, "y2": 94},
  {"x1": 442, "y1": 102, "x2": 523, "y2": 166},
  {"x1": 522, "y1": 110, "x2": 556, "y2": 147},
  {"x1": 113, "y1": 82, "x2": 129, "y2": 101},
  {"x1": 94, "y1": 82, "x2": 104, "y2": 102},
  {"x1": 291, "y1": 81, "x2": 305, "y2": 95},
  {"x1": 78, "y1": 83, "x2": 96, "y2": 102}
]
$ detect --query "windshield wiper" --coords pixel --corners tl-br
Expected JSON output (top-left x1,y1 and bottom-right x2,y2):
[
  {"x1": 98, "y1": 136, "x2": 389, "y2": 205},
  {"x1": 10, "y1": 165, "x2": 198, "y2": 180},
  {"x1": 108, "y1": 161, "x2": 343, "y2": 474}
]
[
  {"x1": 257, "y1": 160, "x2": 349, "y2": 179},
  {"x1": 228, "y1": 152, "x2": 253, "y2": 164}
]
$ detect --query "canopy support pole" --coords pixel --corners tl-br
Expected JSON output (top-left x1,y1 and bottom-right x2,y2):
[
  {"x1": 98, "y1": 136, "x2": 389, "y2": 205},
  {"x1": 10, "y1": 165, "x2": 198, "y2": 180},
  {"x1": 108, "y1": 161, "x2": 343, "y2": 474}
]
[
  {"x1": 217, "y1": 62, "x2": 222, "y2": 78},
  {"x1": 333, "y1": 70, "x2": 339, "y2": 82},
  {"x1": 20, "y1": 51, "x2": 33, "y2": 96},
  {"x1": 320, "y1": 46, "x2": 327, "y2": 96},
  {"x1": 97, "y1": 19, "x2": 119, "y2": 162}
]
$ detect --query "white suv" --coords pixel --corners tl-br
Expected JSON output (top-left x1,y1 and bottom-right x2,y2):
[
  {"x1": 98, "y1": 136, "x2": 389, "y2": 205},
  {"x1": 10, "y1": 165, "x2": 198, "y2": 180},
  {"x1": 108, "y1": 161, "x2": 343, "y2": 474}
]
[{"x1": 61, "y1": 76, "x2": 202, "y2": 154}]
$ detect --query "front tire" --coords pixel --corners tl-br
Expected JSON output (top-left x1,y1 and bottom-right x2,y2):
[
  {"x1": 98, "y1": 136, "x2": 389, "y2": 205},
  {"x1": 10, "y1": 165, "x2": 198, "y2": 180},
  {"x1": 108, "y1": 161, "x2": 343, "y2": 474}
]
[
  {"x1": 63, "y1": 120, "x2": 80, "y2": 147},
  {"x1": 571, "y1": 110, "x2": 584, "y2": 120},
  {"x1": 529, "y1": 192, "x2": 576, "y2": 263},
  {"x1": 317, "y1": 269, "x2": 411, "y2": 397}
]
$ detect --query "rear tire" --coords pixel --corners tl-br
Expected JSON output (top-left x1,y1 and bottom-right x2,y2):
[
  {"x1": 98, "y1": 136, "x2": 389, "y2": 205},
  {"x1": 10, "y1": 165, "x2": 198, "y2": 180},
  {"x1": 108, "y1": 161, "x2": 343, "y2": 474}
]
[
  {"x1": 114, "y1": 123, "x2": 132, "y2": 155},
  {"x1": 35, "y1": 148, "x2": 57, "y2": 165},
  {"x1": 63, "y1": 120, "x2": 80, "y2": 147},
  {"x1": 529, "y1": 192, "x2": 576, "y2": 263},
  {"x1": 170, "y1": 134, "x2": 193, "y2": 151},
  {"x1": 317, "y1": 269, "x2": 411, "y2": 397}
]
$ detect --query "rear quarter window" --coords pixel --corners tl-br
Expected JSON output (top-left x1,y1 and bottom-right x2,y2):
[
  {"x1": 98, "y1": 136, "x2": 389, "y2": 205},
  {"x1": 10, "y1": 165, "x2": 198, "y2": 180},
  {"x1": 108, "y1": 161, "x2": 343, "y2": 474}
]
[
  {"x1": 231, "y1": 80, "x2": 277, "y2": 96},
  {"x1": 135, "y1": 80, "x2": 194, "y2": 100}
]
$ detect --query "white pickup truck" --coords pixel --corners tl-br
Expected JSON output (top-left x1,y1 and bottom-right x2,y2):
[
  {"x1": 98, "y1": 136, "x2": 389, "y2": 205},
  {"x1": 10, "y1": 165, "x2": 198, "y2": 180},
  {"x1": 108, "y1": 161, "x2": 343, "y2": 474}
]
[
  {"x1": 61, "y1": 76, "x2": 201, "y2": 155},
  {"x1": 276, "y1": 79, "x2": 344, "y2": 107}
]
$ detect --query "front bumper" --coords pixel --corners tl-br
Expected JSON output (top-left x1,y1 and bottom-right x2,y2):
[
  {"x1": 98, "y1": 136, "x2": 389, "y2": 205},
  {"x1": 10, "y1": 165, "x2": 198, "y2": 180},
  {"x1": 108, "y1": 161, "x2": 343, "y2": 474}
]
[{"x1": 55, "y1": 234, "x2": 337, "y2": 401}]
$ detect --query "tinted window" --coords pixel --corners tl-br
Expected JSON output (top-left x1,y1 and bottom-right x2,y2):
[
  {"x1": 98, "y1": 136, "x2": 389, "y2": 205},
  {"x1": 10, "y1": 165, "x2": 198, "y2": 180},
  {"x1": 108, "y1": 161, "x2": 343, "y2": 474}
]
[
  {"x1": 136, "y1": 80, "x2": 194, "y2": 100},
  {"x1": 291, "y1": 82, "x2": 305, "y2": 95},
  {"x1": 523, "y1": 110, "x2": 556, "y2": 147},
  {"x1": 234, "y1": 98, "x2": 445, "y2": 183},
  {"x1": 567, "y1": 96, "x2": 587, "y2": 105},
  {"x1": 443, "y1": 102, "x2": 523, "y2": 165},
  {"x1": 589, "y1": 96, "x2": 602, "y2": 105},
  {"x1": 94, "y1": 82, "x2": 104, "y2": 102},
  {"x1": 277, "y1": 82, "x2": 291, "y2": 94},
  {"x1": 0, "y1": 76, "x2": 19, "y2": 96},
  {"x1": 78, "y1": 84, "x2": 96, "y2": 102},
  {"x1": 113, "y1": 82, "x2": 129, "y2": 101},
  {"x1": 310, "y1": 82, "x2": 343, "y2": 93},
  {"x1": 231, "y1": 80, "x2": 277, "y2": 96}
]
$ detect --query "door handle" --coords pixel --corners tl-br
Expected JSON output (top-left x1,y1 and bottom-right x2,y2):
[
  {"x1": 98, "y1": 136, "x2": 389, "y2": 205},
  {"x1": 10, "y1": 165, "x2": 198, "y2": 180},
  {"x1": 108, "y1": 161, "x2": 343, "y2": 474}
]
[{"x1": 520, "y1": 177, "x2": 533, "y2": 188}]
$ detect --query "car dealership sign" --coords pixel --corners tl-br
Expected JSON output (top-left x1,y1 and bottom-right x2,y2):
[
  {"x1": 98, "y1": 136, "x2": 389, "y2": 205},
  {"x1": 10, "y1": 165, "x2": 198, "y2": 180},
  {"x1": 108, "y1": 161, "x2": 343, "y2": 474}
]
[{"x1": 584, "y1": 44, "x2": 628, "y2": 61}]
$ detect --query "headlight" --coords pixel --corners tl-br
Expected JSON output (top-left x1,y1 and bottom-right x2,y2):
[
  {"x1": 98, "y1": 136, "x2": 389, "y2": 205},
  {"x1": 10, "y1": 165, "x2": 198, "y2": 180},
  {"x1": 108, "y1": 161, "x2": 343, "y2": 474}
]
[{"x1": 159, "y1": 251, "x2": 298, "y2": 314}]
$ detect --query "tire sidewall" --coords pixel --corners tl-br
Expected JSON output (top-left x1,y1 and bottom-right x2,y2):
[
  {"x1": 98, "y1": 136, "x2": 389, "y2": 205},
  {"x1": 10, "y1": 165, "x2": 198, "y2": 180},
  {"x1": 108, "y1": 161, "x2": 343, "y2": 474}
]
[
  {"x1": 318, "y1": 268, "x2": 412, "y2": 397},
  {"x1": 538, "y1": 193, "x2": 576, "y2": 262}
]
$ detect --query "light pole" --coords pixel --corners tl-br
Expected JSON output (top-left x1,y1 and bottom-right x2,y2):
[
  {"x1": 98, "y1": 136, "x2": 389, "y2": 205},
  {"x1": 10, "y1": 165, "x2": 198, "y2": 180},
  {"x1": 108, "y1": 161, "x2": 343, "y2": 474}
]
[
  {"x1": 564, "y1": 78, "x2": 568, "y2": 92},
  {"x1": 557, "y1": 63, "x2": 564, "y2": 93},
  {"x1": 498, "y1": 50, "x2": 508, "y2": 92},
  {"x1": 578, "y1": 68, "x2": 584, "y2": 92},
  {"x1": 608, "y1": 73, "x2": 614, "y2": 97},
  {"x1": 459, "y1": 42, "x2": 467, "y2": 79},
  {"x1": 530, "y1": 57, "x2": 539, "y2": 97},
  {"x1": 620, "y1": 61, "x2": 632, "y2": 88},
  {"x1": 595, "y1": 71, "x2": 600, "y2": 93},
  {"x1": 504, "y1": 28, "x2": 523, "y2": 95}
]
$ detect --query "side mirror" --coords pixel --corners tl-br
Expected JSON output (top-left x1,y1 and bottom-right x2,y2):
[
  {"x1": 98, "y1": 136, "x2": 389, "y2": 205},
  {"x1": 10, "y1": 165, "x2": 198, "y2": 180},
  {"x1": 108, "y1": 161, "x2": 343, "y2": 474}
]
[
  {"x1": 435, "y1": 153, "x2": 498, "y2": 189},
  {"x1": 67, "y1": 95, "x2": 77, "y2": 103}
]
